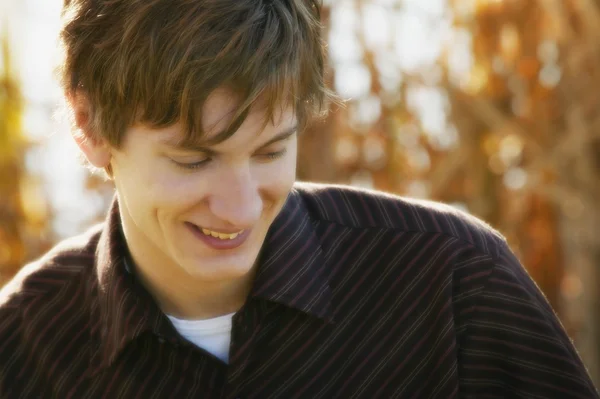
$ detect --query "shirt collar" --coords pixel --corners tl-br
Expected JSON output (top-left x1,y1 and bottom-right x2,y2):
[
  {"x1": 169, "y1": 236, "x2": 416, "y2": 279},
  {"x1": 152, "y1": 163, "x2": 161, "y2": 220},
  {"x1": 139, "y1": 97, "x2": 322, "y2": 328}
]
[
  {"x1": 250, "y1": 187, "x2": 333, "y2": 322},
  {"x1": 92, "y1": 186, "x2": 332, "y2": 369},
  {"x1": 93, "y1": 199, "x2": 172, "y2": 371}
]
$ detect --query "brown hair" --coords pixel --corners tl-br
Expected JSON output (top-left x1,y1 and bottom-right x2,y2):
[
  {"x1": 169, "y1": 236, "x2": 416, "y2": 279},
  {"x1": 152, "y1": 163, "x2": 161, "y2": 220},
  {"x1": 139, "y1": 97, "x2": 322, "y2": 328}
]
[{"x1": 60, "y1": 0, "x2": 335, "y2": 147}]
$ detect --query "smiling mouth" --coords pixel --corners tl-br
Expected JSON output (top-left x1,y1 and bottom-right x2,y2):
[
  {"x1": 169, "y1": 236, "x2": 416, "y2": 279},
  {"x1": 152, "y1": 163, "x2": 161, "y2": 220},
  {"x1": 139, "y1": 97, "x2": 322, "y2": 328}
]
[
  {"x1": 199, "y1": 228, "x2": 245, "y2": 240},
  {"x1": 185, "y1": 222, "x2": 250, "y2": 249}
]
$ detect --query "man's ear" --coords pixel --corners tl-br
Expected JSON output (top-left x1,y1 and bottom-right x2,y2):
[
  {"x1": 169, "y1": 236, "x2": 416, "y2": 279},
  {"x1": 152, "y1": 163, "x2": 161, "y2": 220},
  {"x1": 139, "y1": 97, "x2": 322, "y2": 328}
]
[{"x1": 67, "y1": 91, "x2": 112, "y2": 169}]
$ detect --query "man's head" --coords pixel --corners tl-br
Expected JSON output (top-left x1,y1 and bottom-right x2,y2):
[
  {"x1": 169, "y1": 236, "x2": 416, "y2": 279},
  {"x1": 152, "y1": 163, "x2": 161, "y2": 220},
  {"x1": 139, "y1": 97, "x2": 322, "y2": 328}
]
[{"x1": 59, "y1": 0, "x2": 333, "y2": 304}]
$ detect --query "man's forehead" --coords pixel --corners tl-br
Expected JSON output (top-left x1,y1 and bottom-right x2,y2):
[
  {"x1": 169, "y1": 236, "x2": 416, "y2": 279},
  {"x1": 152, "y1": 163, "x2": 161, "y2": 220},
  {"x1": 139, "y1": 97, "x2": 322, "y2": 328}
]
[
  {"x1": 201, "y1": 89, "x2": 241, "y2": 132},
  {"x1": 201, "y1": 88, "x2": 295, "y2": 131},
  {"x1": 135, "y1": 87, "x2": 297, "y2": 150}
]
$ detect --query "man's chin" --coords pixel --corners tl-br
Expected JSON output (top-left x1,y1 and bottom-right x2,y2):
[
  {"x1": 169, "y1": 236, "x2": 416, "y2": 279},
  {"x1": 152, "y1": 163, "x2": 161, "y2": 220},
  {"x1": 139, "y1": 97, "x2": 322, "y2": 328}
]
[{"x1": 179, "y1": 258, "x2": 254, "y2": 281}]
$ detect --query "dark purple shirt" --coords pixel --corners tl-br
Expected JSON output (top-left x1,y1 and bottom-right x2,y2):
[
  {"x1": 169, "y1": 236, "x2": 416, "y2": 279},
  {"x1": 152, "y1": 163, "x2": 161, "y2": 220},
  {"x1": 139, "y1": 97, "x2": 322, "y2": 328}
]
[{"x1": 1, "y1": 183, "x2": 597, "y2": 398}]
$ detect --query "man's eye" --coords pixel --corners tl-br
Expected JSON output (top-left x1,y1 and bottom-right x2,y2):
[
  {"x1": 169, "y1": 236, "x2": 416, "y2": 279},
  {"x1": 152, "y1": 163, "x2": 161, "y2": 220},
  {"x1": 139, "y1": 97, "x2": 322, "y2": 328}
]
[
  {"x1": 170, "y1": 158, "x2": 211, "y2": 170},
  {"x1": 257, "y1": 149, "x2": 287, "y2": 161}
]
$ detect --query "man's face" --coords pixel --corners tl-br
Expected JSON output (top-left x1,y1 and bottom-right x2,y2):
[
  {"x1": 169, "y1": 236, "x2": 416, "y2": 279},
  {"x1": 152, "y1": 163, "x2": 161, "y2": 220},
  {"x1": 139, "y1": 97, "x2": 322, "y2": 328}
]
[{"x1": 109, "y1": 89, "x2": 298, "y2": 282}]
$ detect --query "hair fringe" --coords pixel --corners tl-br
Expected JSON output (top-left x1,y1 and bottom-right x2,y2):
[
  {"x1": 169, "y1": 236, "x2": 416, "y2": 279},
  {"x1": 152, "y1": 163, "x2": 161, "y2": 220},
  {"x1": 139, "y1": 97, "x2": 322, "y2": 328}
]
[{"x1": 60, "y1": 0, "x2": 339, "y2": 147}]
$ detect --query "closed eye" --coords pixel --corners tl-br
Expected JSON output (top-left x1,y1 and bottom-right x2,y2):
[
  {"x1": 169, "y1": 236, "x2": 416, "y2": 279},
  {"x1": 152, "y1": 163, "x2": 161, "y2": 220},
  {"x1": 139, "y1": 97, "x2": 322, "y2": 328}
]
[
  {"x1": 256, "y1": 149, "x2": 287, "y2": 162},
  {"x1": 170, "y1": 157, "x2": 211, "y2": 170},
  {"x1": 170, "y1": 149, "x2": 287, "y2": 171}
]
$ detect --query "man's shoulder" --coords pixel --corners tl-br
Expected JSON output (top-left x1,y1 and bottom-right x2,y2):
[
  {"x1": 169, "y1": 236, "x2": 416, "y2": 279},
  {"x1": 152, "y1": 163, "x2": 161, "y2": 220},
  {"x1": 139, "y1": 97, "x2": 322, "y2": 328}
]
[
  {"x1": 0, "y1": 223, "x2": 103, "y2": 316},
  {"x1": 293, "y1": 182, "x2": 505, "y2": 255},
  {"x1": 0, "y1": 224, "x2": 104, "y2": 390}
]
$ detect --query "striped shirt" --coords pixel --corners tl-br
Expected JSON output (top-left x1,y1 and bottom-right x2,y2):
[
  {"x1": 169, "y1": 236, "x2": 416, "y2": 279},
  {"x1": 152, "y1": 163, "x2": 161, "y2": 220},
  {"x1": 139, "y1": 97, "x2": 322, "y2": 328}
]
[{"x1": 0, "y1": 182, "x2": 597, "y2": 398}]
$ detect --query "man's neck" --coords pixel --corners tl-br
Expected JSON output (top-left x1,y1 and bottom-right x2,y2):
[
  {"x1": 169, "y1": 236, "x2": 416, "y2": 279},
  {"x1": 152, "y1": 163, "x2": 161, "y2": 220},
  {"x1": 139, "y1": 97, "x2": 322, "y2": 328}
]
[{"x1": 131, "y1": 259, "x2": 255, "y2": 320}]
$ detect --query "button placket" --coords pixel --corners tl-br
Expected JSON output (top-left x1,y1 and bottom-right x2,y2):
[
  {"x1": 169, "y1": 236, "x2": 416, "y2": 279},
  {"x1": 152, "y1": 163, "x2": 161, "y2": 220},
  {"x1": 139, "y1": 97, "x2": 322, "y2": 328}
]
[
  {"x1": 229, "y1": 311, "x2": 248, "y2": 362},
  {"x1": 225, "y1": 304, "x2": 263, "y2": 399}
]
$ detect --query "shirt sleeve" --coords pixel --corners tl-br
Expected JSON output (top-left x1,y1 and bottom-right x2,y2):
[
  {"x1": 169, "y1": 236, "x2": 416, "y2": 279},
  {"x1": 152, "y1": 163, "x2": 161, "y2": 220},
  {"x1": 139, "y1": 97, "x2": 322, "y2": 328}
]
[{"x1": 457, "y1": 241, "x2": 599, "y2": 398}]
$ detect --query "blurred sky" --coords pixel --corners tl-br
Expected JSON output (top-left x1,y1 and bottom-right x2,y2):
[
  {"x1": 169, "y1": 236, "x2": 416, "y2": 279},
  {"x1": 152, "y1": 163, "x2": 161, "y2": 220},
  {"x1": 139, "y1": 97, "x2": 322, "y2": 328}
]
[{"x1": 0, "y1": 0, "x2": 472, "y2": 238}]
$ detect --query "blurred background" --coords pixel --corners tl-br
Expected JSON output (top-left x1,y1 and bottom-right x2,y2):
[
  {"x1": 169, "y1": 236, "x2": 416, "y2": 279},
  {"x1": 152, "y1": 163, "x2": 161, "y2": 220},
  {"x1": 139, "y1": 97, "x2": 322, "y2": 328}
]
[{"x1": 1, "y1": 0, "x2": 599, "y2": 385}]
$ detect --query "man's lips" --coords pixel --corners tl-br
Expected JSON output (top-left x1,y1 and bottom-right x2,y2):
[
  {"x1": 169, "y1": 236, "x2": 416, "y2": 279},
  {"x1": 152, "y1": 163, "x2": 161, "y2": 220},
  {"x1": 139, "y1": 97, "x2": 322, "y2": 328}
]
[{"x1": 185, "y1": 222, "x2": 251, "y2": 250}]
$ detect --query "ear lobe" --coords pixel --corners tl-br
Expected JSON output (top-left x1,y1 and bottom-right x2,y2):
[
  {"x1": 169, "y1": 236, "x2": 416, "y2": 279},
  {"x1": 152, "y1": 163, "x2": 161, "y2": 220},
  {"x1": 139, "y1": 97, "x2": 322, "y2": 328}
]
[{"x1": 68, "y1": 91, "x2": 112, "y2": 169}]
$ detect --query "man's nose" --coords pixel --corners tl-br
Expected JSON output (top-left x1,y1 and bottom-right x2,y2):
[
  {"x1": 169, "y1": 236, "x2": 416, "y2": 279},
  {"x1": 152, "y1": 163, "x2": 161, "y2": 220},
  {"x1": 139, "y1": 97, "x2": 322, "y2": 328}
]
[{"x1": 208, "y1": 166, "x2": 263, "y2": 228}]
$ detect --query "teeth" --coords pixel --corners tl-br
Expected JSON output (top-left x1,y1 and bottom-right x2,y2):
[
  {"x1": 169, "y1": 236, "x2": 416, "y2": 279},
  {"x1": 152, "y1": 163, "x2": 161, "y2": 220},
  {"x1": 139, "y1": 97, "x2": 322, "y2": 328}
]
[{"x1": 200, "y1": 227, "x2": 243, "y2": 240}]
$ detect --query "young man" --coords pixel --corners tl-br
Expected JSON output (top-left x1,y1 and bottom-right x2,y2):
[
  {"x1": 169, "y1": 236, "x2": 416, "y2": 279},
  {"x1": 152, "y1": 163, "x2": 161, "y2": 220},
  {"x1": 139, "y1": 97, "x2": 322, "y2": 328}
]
[{"x1": 0, "y1": 0, "x2": 597, "y2": 397}]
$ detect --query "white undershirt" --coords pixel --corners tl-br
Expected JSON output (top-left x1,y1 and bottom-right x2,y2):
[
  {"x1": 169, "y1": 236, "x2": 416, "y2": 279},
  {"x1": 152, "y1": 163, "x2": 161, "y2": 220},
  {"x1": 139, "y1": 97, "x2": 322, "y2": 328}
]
[{"x1": 166, "y1": 312, "x2": 235, "y2": 363}]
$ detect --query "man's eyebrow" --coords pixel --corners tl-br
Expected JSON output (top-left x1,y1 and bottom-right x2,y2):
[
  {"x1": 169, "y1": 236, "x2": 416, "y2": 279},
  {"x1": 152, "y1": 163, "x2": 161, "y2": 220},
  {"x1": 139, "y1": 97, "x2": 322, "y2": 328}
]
[
  {"x1": 255, "y1": 125, "x2": 299, "y2": 149},
  {"x1": 162, "y1": 125, "x2": 299, "y2": 154}
]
